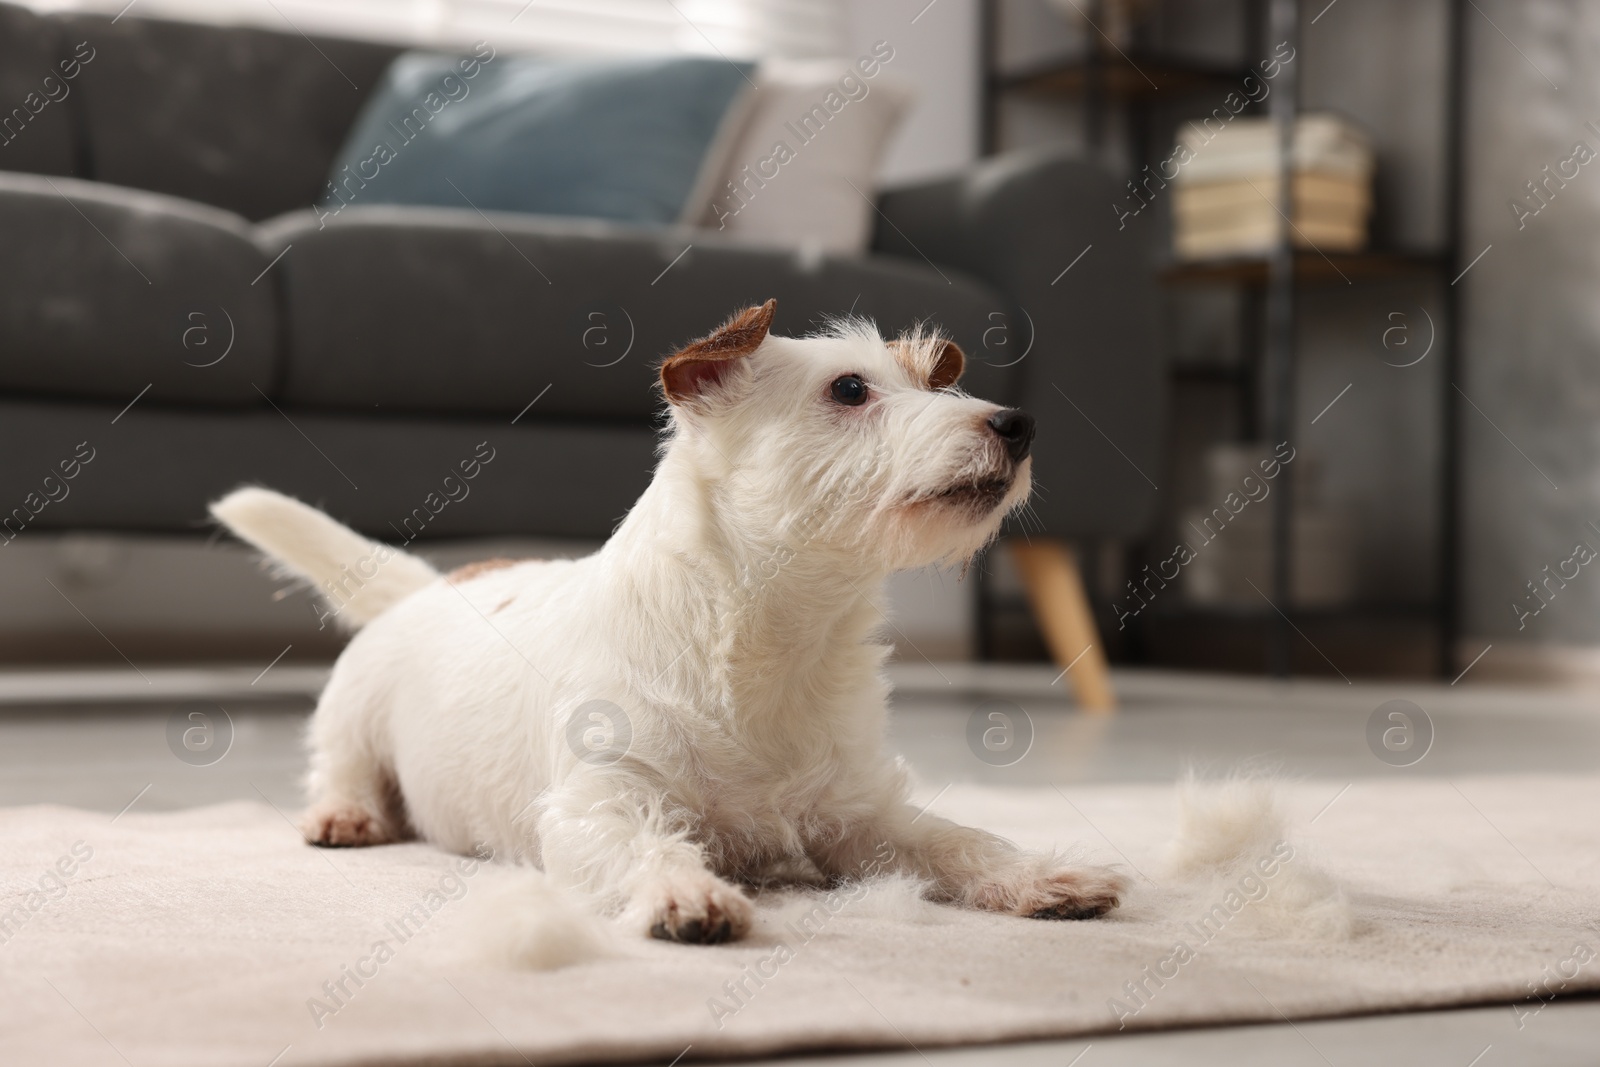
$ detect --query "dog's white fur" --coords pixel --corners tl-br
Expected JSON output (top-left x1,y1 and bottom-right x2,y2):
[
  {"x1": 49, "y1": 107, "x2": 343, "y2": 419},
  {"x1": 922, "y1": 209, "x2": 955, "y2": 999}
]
[{"x1": 212, "y1": 302, "x2": 1125, "y2": 944}]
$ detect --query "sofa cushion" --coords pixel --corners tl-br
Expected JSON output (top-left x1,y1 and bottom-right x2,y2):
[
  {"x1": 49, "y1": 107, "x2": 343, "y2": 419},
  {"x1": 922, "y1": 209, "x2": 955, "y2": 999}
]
[
  {"x1": 693, "y1": 55, "x2": 913, "y2": 255},
  {"x1": 257, "y1": 206, "x2": 1013, "y2": 421},
  {"x1": 0, "y1": 399, "x2": 657, "y2": 542},
  {"x1": 0, "y1": 2, "x2": 81, "y2": 178},
  {"x1": 0, "y1": 173, "x2": 278, "y2": 405},
  {"x1": 55, "y1": 12, "x2": 400, "y2": 220},
  {"x1": 325, "y1": 51, "x2": 753, "y2": 226}
]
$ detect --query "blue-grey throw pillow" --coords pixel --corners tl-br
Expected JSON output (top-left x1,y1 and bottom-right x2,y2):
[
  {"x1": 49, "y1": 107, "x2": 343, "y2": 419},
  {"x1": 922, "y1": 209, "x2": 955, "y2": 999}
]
[{"x1": 320, "y1": 48, "x2": 752, "y2": 225}]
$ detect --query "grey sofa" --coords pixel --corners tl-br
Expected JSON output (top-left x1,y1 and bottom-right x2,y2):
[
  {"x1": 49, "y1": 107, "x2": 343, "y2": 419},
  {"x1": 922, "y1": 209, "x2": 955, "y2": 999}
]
[{"x1": 0, "y1": 3, "x2": 1161, "y2": 564}]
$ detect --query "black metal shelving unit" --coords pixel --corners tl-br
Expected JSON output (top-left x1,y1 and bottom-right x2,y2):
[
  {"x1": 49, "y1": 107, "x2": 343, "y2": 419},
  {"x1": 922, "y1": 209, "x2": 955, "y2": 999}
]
[
  {"x1": 980, "y1": 0, "x2": 1468, "y2": 679},
  {"x1": 979, "y1": 0, "x2": 1260, "y2": 158}
]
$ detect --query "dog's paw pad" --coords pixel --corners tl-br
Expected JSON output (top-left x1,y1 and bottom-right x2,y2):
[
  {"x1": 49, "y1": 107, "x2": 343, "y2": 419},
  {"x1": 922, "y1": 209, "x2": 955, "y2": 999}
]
[
  {"x1": 639, "y1": 873, "x2": 752, "y2": 944},
  {"x1": 1030, "y1": 898, "x2": 1118, "y2": 921},
  {"x1": 1023, "y1": 867, "x2": 1126, "y2": 921},
  {"x1": 651, "y1": 913, "x2": 740, "y2": 944},
  {"x1": 971, "y1": 865, "x2": 1126, "y2": 921},
  {"x1": 300, "y1": 803, "x2": 394, "y2": 848}
]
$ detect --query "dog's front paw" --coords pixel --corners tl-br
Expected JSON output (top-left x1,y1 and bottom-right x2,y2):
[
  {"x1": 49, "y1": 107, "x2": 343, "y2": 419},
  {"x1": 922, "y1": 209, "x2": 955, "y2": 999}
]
[
  {"x1": 1026, "y1": 866, "x2": 1126, "y2": 920},
  {"x1": 971, "y1": 865, "x2": 1126, "y2": 921},
  {"x1": 300, "y1": 801, "x2": 398, "y2": 848},
  {"x1": 633, "y1": 870, "x2": 753, "y2": 944}
]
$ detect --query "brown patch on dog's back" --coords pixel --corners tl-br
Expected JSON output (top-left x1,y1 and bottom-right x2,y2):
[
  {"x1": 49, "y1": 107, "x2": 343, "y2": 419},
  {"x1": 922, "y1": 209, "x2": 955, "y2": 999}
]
[{"x1": 448, "y1": 557, "x2": 524, "y2": 583}]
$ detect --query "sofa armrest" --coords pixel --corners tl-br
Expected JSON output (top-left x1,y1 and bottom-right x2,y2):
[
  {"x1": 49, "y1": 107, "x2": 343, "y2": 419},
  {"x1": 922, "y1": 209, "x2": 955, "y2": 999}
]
[{"x1": 873, "y1": 150, "x2": 1164, "y2": 540}]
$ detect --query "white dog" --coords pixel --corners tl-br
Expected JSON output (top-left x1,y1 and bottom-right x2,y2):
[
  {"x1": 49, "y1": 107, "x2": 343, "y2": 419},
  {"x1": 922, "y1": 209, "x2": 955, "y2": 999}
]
[{"x1": 213, "y1": 300, "x2": 1124, "y2": 944}]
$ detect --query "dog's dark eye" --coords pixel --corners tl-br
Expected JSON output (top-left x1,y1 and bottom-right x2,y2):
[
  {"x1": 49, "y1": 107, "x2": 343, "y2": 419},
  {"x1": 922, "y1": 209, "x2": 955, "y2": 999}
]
[{"x1": 830, "y1": 375, "x2": 868, "y2": 406}]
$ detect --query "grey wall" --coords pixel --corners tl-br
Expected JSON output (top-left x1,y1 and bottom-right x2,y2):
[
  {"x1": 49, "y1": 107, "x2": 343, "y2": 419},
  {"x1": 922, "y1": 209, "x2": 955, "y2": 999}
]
[
  {"x1": 847, "y1": 0, "x2": 983, "y2": 185},
  {"x1": 1294, "y1": 0, "x2": 1449, "y2": 608},
  {"x1": 1459, "y1": 0, "x2": 1600, "y2": 646},
  {"x1": 1301, "y1": 0, "x2": 1450, "y2": 250}
]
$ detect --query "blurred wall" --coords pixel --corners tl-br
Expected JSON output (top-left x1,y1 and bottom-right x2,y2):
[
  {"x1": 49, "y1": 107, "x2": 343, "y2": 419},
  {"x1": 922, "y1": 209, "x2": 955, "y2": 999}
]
[
  {"x1": 1458, "y1": 0, "x2": 1600, "y2": 660},
  {"x1": 1293, "y1": 0, "x2": 1448, "y2": 610},
  {"x1": 846, "y1": 0, "x2": 982, "y2": 185}
]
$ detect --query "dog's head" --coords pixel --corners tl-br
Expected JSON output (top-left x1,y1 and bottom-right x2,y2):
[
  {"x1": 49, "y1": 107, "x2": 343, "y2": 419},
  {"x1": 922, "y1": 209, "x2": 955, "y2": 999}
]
[{"x1": 659, "y1": 299, "x2": 1033, "y2": 570}]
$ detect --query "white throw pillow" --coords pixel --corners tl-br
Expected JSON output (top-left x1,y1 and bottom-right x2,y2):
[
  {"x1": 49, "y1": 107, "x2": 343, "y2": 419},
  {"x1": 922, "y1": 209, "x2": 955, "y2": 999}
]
[{"x1": 688, "y1": 54, "x2": 914, "y2": 256}]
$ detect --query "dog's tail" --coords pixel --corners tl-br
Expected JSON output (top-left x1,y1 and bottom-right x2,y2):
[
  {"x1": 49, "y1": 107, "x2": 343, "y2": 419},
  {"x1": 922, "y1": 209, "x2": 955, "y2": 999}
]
[{"x1": 210, "y1": 487, "x2": 438, "y2": 630}]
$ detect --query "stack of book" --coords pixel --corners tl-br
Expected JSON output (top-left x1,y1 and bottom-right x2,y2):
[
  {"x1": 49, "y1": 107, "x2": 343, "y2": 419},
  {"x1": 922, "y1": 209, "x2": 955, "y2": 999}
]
[{"x1": 1171, "y1": 113, "x2": 1374, "y2": 260}]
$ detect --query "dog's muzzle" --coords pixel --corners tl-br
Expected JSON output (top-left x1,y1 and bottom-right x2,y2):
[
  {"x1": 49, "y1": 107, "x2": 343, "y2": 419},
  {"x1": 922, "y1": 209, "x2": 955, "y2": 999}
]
[{"x1": 923, "y1": 407, "x2": 1034, "y2": 516}]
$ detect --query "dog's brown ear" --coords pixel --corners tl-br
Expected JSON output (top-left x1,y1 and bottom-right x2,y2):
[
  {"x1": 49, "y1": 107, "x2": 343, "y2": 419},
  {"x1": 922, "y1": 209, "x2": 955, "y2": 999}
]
[
  {"x1": 928, "y1": 340, "x2": 965, "y2": 391},
  {"x1": 890, "y1": 337, "x2": 966, "y2": 390},
  {"x1": 661, "y1": 299, "x2": 777, "y2": 404}
]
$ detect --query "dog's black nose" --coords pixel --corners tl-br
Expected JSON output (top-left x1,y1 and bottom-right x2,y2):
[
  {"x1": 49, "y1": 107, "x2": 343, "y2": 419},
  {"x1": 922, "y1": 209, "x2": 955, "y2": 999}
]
[{"x1": 987, "y1": 408, "x2": 1035, "y2": 461}]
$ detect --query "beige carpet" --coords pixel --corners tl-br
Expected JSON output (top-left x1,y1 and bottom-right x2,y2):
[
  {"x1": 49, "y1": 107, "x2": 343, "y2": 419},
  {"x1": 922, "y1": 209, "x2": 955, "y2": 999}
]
[{"x1": 2, "y1": 775, "x2": 1597, "y2": 1067}]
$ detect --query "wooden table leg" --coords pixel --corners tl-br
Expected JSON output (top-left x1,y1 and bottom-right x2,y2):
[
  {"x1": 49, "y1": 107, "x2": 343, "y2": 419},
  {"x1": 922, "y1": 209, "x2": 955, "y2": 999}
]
[{"x1": 1009, "y1": 538, "x2": 1116, "y2": 713}]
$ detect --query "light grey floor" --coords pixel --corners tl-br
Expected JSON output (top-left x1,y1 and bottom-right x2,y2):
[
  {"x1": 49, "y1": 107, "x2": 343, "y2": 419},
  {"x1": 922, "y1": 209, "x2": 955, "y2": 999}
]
[{"x1": 2, "y1": 664, "x2": 1596, "y2": 1065}]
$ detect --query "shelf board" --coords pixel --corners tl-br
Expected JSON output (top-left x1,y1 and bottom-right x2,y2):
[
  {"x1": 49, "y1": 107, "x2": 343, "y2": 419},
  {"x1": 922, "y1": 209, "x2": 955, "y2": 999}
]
[
  {"x1": 1134, "y1": 606, "x2": 1440, "y2": 678},
  {"x1": 1145, "y1": 603, "x2": 1437, "y2": 623},
  {"x1": 1161, "y1": 250, "x2": 1446, "y2": 287},
  {"x1": 993, "y1": 52, "x2": 1249, "y2": 101}
]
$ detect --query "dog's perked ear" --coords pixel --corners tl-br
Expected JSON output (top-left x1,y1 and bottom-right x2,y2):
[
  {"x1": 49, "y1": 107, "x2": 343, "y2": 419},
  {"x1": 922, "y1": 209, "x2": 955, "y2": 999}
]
[
  {"x1": 928, "y1": 339, "x2": 965, "y2": 390},
  {"x1": 888, "y1": 336, "x2": 965, "y2": 391},
  {"x1": 660, "y1": 299, "x2": 777, "y2": 404}
]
